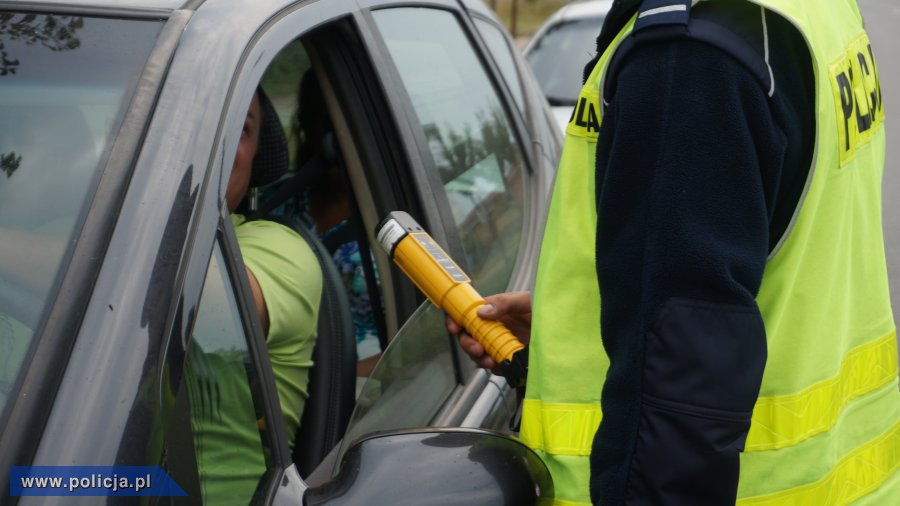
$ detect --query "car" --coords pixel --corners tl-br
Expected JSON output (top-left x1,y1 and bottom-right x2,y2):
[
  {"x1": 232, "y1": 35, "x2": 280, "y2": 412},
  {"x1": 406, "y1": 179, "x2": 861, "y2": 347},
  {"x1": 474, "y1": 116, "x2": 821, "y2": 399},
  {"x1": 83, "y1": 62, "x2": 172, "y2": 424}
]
[
  {"x1": 523, "y1": 0, "x2": 614, "y2": 131},
  {"x1": 0, "y1": 0, "x2": 562, "y2": 504}
]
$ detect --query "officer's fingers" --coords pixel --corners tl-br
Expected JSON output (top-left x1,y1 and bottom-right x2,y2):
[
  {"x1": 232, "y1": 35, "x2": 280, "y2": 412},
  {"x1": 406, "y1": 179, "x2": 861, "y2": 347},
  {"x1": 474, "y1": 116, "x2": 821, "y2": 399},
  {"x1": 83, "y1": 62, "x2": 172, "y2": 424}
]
[
  {"x1": 501, "y1": 318, "x2": 531, "y2": 344},
  {"x1": 480, "y1": 291, "x2": 531, "y2": 319},
  {"x1": 474, "y1": 352, "x2": 497, "y2": 371},
  {"x1": 459, "y1": 334, "x2": 497, "y2": 370},
  {"x1": 445, "y1": 314, "x2": 463, "y2": 336},
  {"x1": 459, "y1": 333, "x2": 484, "y2": 356}
]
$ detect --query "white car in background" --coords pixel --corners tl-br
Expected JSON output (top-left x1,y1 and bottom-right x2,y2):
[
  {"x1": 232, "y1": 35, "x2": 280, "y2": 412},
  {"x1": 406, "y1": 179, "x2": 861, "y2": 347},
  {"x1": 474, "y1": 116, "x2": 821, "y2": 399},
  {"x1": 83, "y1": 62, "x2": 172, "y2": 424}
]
[{"x1": 524, "y1": 0, "x2": 614, "y2": 131}]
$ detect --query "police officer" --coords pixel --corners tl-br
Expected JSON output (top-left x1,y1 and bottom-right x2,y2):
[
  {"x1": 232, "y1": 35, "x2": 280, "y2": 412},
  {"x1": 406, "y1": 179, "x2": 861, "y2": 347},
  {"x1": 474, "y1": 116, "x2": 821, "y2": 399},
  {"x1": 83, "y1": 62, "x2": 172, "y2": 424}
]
[{"x1": 450, "y1": 0, "x2": 899, "y2": 503}]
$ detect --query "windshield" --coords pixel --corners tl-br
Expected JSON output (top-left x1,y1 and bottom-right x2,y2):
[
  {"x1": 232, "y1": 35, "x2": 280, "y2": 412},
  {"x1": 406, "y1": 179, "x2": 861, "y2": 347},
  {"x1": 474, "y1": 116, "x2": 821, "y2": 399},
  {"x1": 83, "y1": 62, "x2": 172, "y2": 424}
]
[
  {"x1": 525, "y1": 17, "x2": 604, "y2": 105},
  {"x1": 0, "y1": 12, "x2": 163, "y2": 414}
]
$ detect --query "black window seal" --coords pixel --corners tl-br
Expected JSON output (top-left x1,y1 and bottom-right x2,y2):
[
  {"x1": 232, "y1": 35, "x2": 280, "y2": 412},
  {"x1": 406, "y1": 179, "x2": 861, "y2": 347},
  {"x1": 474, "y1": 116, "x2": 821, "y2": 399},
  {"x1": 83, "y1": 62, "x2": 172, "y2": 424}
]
[{"x1": 311, "y1": 17, "x2": 428, "y2": 324}]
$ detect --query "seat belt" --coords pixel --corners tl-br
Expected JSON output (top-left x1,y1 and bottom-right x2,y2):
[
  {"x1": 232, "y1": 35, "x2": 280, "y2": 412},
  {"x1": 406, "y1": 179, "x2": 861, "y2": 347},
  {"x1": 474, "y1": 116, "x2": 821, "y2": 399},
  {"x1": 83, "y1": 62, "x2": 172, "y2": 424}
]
[
  {"x1": 246, "y1": 153, "x2": 327, "y2": 223},
  {"x1": 320, "y1": 134, "x2": 390, "y2": 351}
]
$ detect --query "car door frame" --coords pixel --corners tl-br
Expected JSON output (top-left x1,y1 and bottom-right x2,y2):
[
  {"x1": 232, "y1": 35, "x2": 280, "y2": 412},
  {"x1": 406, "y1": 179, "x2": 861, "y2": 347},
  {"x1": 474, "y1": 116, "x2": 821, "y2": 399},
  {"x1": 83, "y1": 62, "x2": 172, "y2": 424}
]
[
  {"x1": 179, "y1": 1, "x2": 381, "y2": 501},
  {"x1": 351, "y1": 0, "x2": 544, "y2": 392}
]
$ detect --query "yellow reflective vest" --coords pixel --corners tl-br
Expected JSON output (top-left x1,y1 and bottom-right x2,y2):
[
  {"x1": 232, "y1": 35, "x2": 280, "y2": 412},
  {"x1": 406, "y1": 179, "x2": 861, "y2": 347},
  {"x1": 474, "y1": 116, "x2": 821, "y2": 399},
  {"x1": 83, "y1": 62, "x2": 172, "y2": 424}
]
[{"x1": 525, "y1": 1, "x2": 899, "y2": 504}]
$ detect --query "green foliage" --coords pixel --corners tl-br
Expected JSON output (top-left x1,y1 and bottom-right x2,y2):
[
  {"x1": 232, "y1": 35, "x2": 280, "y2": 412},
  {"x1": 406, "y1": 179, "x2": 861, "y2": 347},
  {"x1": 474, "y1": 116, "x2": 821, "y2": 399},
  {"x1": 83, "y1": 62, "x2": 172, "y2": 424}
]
[
  {"x1": 260, "y1": 40, "x2": 310, "y2": 98},
  {"x1": 490, "y1": 0, "x2": 569, "y2": 38},
  {"x1": 0, "y1": 13, "x2": 83, "y2": 76},
  {"x1": 1, "y1": 151, "x2": 22, "y2": 178}
]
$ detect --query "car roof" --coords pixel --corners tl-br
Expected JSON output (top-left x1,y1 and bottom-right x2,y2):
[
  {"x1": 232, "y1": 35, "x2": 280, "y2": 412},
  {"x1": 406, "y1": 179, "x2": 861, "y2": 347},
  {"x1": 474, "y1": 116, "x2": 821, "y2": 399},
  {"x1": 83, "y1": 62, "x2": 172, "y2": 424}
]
[
  {"x1": 523, "y1": 0, "x2": 612, "y2": 56},
  {"x1": 551, "y1": 0, "x2": 613, "y2": 22},
  {"x1": 6, "y1": 0, "x2": 487, "y2": 14},
  {"x1": 1, "y1": 0, "x2": 318, "y2": 17},
  {"x1": 6, "y1": 0, "x2": 184, "y2": 12}
]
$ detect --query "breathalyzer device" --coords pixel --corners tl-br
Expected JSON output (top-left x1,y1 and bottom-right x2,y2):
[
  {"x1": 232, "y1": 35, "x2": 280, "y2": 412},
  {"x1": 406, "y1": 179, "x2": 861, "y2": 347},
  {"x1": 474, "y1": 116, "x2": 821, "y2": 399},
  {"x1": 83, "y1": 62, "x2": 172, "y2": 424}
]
[{"x1": 376, "y1": 211, "x2": 527, "y2": 387}]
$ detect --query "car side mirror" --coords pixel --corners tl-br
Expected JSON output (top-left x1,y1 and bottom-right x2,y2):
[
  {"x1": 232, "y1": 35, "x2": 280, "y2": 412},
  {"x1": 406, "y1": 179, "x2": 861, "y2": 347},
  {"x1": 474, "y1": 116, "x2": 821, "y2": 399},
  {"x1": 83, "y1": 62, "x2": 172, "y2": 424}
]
[{"x1": 302, "y1": 428, "x2": 553, "y2": 505}]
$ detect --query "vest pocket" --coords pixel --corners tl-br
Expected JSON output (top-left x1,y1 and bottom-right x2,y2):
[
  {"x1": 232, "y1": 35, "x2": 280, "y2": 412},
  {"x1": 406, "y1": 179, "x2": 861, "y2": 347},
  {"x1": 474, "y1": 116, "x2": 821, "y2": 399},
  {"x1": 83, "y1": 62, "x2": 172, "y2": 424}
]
[
  {"x1": 644, "y1": 297, "x2": 767, "y2": 414},
  {"x1": 622, "y1": 298, "x2": 768, "y2": 504},
  {"x1": 626, "y1": 394, "x2": 751, "y2": 505}
]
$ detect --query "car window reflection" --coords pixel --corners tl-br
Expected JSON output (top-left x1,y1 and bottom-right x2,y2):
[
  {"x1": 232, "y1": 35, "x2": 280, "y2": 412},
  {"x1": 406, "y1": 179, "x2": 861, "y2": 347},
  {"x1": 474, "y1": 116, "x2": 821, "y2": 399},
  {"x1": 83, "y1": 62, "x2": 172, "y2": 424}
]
[
  {"x1": 184, "y1": 244, "x2": 271, "y2": 504},
  {"x1": 525, "y1": 17, "x2": 602, "y2": 105},
  {"x1": 339, "y1": 303, "x2": 456, "y2": 461},
  {"x1": 374, "y1": 8, "x2": 527, "y2": 296},
  {"x1": 0, "y1": 13, "x2": 162, "y2": 416},
  {"x1": 473, "y1": 18, "x2": 525, "y2": 115}
]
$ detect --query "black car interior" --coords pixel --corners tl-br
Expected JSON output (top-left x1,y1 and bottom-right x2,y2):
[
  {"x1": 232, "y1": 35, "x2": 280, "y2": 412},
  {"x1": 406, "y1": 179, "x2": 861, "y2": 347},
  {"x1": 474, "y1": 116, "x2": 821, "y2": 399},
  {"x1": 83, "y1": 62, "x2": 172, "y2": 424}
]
[{"x1": 285, "y1": 220, "x2": 356, "y2": 477}]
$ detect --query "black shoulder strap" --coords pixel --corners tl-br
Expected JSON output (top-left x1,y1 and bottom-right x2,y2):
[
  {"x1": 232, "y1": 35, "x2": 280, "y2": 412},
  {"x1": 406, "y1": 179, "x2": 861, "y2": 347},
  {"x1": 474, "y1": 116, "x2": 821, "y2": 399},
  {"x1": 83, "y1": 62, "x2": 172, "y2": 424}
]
[
  {"x1": 603, "y1": 0, "x2": 775, "y2": 108},
  {"x1": 246, "y1": 153, "x2": 327, "y2": 223},
  {"x1": 584, "y1": 0, "x2": 642, "y2": 84},
  {"x1": 327, "y1": 138, "x2": 389, "y2": 351},
  {"x1": 633, "y1": 0, "x2": 691, "y2": 30},
  {"x1": 319, "y1": 222, "x2": 357, "y2": 255}
]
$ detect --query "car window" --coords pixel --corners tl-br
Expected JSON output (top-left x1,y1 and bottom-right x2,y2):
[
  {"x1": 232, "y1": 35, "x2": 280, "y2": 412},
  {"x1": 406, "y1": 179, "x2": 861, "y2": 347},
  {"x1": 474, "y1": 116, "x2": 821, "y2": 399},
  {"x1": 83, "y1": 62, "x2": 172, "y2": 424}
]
[
  {"x1": 339, "y1": 303, "x2": 455, "y2": 454},
  {"x1": 525, "y1": 16, "x2": 603, "y2": 105},
  {"x1": 0, "y1": 12, "x2": 162, "y2": 417},
  {"x1": 472, "y1": 18, "x2": 524, "y2": 115},
  {"x1": 373, "y1": 7, "x2": 528, "y2": 296},
  {"x1": 180, "y1": 243, "x2": 274, "y2": 505},
  {"x1": 475, "y1": 17, "x2": 561, "y2": 170}
]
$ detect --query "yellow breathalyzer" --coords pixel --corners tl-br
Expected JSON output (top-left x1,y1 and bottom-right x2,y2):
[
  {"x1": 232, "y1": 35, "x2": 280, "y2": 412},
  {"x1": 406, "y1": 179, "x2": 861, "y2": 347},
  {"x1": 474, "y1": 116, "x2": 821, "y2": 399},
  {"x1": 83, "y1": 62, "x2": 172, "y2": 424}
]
[{"x1": 376, "y1": 211, "x2": 527, "y2": 386}]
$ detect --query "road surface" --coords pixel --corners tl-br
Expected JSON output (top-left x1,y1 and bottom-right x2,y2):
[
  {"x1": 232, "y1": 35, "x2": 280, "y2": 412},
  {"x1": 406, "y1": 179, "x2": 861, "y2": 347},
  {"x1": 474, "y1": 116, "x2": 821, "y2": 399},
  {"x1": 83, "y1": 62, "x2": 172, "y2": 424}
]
[{"x1": 859, "y1": 0, "x2": 899, "y2": 328}]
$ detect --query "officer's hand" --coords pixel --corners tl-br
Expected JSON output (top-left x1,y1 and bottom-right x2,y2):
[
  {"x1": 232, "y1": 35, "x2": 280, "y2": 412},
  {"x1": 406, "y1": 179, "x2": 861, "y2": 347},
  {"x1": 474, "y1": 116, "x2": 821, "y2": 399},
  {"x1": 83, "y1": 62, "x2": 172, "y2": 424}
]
[{"x1": 445, "y1": 291, "x2": 532, "y2": 375}]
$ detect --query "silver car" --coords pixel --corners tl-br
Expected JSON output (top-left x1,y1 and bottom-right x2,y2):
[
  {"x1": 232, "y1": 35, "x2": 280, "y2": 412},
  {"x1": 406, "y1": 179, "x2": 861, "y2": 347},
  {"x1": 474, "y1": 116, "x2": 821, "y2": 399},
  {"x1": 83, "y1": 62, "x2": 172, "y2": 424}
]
[{"x1": 524, "y1": 0, "x2": 614, "y2": 131}]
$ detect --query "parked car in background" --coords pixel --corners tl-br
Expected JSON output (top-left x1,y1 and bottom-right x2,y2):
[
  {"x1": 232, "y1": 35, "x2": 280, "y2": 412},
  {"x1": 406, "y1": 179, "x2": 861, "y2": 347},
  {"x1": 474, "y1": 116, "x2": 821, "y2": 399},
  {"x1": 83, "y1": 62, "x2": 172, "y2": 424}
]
[
  {"x1": 523, "y1": 0, "x2": 613, "y2": 131},
  {"x1": 0, "y1": 0, "x2": 561, "y2": 503}
]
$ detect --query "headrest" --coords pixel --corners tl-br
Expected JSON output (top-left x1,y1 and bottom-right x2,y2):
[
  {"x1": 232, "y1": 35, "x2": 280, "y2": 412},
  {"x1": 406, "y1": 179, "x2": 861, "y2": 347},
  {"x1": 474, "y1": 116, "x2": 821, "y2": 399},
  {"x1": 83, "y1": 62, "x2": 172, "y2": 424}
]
[{"x1": 251, "y1": 87, "x2": 289, "y2": 188}]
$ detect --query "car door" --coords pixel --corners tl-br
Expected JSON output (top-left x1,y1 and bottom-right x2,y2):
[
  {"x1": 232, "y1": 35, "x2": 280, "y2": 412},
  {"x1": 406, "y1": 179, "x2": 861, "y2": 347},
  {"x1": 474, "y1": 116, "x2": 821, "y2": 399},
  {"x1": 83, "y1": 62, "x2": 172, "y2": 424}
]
[
  {"x1": 1, "y1": 0, "x2": 555, "y2": 503},
  {"x1": 168, "y1": 3, "x2": 367, "y2": 503},
  {"x1": 323, "y1": 0, "x2": 552, "y2": 473},
  {"x1": 170, "y1": 0, "x2": 515, "y2": 494},
  {"x1": 154, "y1": 0, "x2": 551, "y2": 497},
  {"x1": 207, "y1": 0, "x2": 553, "y2": 482}
]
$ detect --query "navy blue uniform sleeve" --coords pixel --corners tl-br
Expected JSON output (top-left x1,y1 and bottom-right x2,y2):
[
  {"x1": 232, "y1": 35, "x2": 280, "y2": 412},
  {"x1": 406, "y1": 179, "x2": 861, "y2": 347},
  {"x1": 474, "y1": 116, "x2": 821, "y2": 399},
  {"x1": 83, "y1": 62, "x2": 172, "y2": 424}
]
[{"x1": 590, "y1": 40, "x2": 783, "y2": 505}]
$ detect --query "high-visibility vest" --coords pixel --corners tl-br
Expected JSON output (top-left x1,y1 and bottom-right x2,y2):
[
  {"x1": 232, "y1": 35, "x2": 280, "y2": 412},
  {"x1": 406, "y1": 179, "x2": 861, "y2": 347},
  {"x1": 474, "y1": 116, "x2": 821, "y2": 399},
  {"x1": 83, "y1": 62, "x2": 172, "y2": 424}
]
[{"x1": 525, "y1": 1, "x2": 898, "y2": 504}]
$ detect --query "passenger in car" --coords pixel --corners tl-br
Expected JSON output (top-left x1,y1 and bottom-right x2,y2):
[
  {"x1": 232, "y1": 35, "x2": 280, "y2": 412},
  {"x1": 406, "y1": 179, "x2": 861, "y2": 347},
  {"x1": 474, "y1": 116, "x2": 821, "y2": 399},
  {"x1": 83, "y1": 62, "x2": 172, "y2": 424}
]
[
  {"x1": 187, "y1": 88, "x2": 323, "y2": 503},
  {"x1": 292, "y1": 72, "x2": 383, "y2": 377}
]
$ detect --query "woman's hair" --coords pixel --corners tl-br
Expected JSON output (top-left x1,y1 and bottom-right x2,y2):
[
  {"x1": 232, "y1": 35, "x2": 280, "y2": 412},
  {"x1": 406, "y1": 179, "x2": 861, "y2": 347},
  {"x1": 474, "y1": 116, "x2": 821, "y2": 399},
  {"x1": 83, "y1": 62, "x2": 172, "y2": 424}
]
[
  {"x1": 291, "y1": 70, "x2": 342, "y2": 202},
  {"x1": 293, "y1": 71, "x2": 331, "y2": 169}
]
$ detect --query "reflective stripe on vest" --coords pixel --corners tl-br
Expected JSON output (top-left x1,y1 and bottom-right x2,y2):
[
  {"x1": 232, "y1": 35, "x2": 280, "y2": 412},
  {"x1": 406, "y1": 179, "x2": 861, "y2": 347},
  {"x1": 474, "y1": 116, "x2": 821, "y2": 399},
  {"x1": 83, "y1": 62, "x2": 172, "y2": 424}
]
[
  {"x1": 738, "y1": 420, "x2": 900, "y2": 505},
  {"x1": 746, "y1": 330, "x2": 898, "y2": 451},
  {"x1": 528, "y1": 0, "x2": 899, "y2": 503},
  {"x1": 522, "y1": 330, "x2": 898, "y2": 457},
  {"x1": 523, "y1": 13, "x2": 636, "y2": 504},
  {"x1": 520, "y1": 400, "x2": 602, "y2": 456}
]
